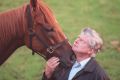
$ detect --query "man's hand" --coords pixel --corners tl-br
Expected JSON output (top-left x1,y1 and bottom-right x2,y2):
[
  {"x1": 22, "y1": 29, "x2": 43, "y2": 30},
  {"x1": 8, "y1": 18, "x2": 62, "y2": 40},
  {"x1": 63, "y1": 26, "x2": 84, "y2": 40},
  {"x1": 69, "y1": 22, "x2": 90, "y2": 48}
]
[{"x1": 45, "y1": 57, "x2": 60, "y2": 78}]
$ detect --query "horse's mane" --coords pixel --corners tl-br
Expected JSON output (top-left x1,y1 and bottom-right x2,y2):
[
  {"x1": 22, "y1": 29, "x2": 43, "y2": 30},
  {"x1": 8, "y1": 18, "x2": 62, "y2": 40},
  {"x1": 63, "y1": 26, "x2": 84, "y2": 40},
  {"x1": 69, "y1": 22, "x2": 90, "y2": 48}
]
[{"x1": 0, "y1": 5, "x2": 26, "y2": 51}]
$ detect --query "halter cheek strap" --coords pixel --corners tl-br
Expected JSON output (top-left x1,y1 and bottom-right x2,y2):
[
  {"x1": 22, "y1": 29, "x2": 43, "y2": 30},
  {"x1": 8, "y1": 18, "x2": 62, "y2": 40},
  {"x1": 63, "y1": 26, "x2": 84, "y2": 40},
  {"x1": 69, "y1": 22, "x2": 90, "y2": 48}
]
[{"x1": 26, "y1": 5, "x2": 35, "y2": 55}]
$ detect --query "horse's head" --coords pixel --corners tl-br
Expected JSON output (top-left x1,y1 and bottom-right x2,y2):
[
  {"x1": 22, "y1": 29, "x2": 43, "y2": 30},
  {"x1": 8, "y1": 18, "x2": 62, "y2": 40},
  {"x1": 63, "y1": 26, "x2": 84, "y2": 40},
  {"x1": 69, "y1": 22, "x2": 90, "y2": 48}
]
[{"x1": 24, "y1": 0, "x2": 75, "y2": 68}]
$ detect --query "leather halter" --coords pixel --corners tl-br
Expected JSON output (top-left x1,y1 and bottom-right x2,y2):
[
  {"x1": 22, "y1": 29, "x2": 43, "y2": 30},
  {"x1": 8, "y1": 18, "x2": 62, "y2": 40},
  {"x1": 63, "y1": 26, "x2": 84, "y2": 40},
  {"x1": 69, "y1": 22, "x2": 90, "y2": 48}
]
[{"x1": 26, "y1": 5, "x2": 68, "y2": 60}]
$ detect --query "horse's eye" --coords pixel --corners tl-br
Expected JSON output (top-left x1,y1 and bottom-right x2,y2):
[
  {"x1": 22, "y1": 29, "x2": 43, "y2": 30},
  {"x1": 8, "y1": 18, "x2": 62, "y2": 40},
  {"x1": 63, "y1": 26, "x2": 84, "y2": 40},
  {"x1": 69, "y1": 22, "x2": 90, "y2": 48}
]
[
  {"x1": 43, "y1": 27, "x2": 54, "y2": 32},
  {"x1": 49, "y1": 28, "x2": 54, "y2": 32},
  {"x1": 40, "y1": 23, "x2": 54, "y2": 32}
]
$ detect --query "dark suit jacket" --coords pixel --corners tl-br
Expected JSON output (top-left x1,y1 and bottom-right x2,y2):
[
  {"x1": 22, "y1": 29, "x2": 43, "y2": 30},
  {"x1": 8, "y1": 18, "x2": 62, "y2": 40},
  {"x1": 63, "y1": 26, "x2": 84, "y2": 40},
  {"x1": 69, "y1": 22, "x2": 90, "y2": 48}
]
[{"x1": 42, "y1": 58, "x2": 110, "y2": 80}]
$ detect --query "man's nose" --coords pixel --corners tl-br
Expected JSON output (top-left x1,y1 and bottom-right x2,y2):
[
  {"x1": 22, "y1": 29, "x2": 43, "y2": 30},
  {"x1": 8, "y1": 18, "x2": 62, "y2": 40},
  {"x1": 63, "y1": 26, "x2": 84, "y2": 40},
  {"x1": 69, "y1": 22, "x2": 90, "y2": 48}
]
[{"x1": 74, "y1": 40, "x2": 78, "y2": 44}]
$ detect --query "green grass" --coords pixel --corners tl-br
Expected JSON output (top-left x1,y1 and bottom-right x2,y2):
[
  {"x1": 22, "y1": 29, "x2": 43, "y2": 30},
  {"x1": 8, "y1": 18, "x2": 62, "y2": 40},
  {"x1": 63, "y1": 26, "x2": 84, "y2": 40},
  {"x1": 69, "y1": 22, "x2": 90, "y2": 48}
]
[{"x1": 0, "y1": 0, "x2": 120, "y2": 80}]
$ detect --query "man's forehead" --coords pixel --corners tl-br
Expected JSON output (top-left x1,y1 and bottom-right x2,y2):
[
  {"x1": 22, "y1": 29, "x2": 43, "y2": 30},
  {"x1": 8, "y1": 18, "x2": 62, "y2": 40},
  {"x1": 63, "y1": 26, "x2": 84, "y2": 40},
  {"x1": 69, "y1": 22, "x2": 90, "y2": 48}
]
[
  {"x1": 79, "y1": 34, "x2": 92, "y2": 39},
  {"x1": 78, "y1": 35, "x2": 93, "y2": 42}
]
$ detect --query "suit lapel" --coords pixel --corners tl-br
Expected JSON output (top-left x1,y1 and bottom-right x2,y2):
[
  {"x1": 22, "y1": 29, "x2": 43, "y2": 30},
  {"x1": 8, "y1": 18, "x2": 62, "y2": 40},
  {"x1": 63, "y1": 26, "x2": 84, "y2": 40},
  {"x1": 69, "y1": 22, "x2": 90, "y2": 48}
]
[{"x1": 63, "y1": 67, "x2": 72, "y2": 80}]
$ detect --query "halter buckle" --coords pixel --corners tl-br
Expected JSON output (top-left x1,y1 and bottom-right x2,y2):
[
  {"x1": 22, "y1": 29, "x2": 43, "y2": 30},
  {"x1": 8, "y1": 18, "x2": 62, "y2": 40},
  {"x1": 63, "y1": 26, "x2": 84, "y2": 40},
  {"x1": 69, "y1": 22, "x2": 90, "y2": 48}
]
[{"x1": 47, "y1": 46, "x2": 54, "y2": 54}]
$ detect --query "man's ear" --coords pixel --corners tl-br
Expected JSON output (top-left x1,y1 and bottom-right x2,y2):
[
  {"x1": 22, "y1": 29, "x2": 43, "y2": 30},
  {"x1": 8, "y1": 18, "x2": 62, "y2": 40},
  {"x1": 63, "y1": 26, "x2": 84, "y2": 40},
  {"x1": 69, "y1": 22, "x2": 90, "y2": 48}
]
[
  {"x1": 88, "y1": 49, "x2": 94, "y2": 55},
  {"x1": 30, "y1": 0, "x2": 37, "y2": 9}
]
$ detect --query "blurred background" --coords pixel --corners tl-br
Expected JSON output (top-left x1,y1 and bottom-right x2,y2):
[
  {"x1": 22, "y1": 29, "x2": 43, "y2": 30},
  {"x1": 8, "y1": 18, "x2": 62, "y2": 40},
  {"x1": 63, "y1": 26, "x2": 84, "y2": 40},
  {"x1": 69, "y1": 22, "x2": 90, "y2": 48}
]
[{"x1": 0, "y1": 0, "x2": 120, "y2": 80}]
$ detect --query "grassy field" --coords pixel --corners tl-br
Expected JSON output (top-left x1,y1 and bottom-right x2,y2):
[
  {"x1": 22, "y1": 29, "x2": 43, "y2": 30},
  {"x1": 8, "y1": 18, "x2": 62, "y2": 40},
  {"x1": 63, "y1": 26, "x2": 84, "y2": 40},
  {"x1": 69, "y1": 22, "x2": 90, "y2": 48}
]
[{"x1": 0, "y1": 0, "x2": 120, "y2": 80}]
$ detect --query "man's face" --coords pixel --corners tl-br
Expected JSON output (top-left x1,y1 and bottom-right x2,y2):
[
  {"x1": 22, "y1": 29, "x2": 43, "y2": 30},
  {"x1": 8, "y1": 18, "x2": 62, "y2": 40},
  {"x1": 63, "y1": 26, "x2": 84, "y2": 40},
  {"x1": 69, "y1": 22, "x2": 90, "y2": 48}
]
[{"x1": 72, "y1": 35, "x2": 92, "y2": 55}]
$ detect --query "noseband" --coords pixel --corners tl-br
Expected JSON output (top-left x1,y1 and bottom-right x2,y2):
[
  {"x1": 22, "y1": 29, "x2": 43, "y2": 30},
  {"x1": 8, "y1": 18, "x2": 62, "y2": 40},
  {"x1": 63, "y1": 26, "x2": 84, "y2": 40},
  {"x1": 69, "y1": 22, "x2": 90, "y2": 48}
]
[{"x1": 26, "y1": 5, "x2": 68, "y2": 60}]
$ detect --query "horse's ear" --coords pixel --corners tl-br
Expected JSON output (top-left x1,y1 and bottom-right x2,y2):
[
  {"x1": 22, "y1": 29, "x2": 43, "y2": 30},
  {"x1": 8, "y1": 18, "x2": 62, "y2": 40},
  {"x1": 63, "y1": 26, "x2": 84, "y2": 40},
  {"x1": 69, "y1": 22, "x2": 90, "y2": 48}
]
[{"x1": 30, "y1": 0, "x2": 37, "y2": 9}]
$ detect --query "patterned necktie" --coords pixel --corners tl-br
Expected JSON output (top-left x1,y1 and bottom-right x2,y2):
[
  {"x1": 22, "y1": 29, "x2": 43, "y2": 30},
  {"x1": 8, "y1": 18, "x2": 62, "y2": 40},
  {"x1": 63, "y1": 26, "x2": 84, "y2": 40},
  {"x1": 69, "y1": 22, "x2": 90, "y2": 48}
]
[{"x1": 74, "y1": 63, "x2": 81, "y2": 68}]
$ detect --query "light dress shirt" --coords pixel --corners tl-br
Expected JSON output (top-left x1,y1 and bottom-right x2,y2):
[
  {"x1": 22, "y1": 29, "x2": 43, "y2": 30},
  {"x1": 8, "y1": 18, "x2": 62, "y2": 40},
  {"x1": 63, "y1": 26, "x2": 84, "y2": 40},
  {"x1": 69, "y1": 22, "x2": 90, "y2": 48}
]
[{"x1": 68, "y1": 57, "x2": 91, "y2": 80}]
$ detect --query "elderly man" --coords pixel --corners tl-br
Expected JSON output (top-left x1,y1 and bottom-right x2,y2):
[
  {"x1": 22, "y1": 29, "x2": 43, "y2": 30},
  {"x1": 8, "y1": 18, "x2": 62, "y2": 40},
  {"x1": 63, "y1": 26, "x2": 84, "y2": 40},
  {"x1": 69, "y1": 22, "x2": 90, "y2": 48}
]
[{"x1": 42, "y1": 28, "x2": 110, "y2": 80}]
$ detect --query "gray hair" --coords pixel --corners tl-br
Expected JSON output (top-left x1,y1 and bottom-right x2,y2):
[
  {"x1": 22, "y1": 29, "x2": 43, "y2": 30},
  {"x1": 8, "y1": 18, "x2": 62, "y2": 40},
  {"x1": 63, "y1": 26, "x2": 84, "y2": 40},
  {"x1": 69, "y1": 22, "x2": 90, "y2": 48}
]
[{"x1": 80, "y1": 27, "x2": 103, "y2": 56}]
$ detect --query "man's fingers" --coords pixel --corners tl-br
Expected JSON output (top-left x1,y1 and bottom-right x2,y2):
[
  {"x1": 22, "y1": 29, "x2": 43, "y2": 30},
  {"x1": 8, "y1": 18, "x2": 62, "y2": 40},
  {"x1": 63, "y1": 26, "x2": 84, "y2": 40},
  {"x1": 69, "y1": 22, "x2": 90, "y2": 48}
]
[
  {"x1": 53, "y1": 62, "x2": 60, "y2": 68},
  {"x1": 47, "y1": 59, "x2": 60, "y2": 67},
  {"x1": 47, "y1": 57, "x2": 59, "y2": 64},
  {"x1": 44, "y1": 57, "x2": 60, "y2": 78},
  {"x1": 49, "y1": 62, "x2": 60, "y2": 70},
  {"x1": 49, "y1": 57, "x2": 59, "y2": 62}
]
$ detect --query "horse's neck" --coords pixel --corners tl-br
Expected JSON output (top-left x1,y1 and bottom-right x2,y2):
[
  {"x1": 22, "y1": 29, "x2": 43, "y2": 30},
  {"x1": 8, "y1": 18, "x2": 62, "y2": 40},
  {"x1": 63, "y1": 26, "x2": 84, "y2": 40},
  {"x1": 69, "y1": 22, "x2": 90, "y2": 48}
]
[{"x1": 0, "y1": 5, "x2": 27, "y2": 65}]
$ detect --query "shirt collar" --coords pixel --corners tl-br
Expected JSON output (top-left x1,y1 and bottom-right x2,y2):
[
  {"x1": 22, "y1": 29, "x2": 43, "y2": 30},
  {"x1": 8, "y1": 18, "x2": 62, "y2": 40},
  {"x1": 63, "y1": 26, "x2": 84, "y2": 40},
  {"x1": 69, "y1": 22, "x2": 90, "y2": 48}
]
[
  {"x1": 80, "y1": 57, "x2": 91, "y2": 68},
  {"x1": 73, "y1": 57, "x2": 91, "y2": 68}
]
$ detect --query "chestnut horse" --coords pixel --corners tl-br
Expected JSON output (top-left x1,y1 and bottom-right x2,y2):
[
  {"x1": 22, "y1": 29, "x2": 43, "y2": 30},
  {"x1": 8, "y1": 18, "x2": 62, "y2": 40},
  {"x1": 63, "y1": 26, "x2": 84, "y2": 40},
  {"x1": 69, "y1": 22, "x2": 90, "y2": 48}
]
[{"x1": 0, "y1": 0, "x2": 74, "y2": 68}]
